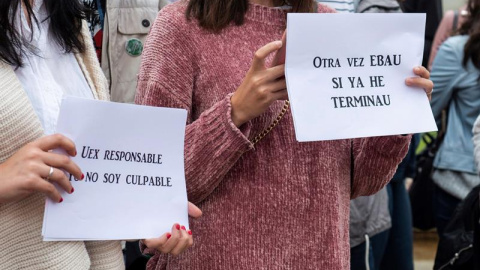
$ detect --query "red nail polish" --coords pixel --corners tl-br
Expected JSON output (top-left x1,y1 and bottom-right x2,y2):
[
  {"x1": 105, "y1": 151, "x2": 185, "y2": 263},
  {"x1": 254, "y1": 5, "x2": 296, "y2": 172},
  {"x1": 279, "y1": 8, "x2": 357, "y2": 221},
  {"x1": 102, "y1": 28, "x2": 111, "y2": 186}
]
[
  {"x1": 181, "y1": 226, "x2": 186, "y2": 231},
  {"x1": 71, "y1": 187, "x2": 75, "y2": 193},
  {"x1": 81, "y1": 174, "x2": 84, "y2": 180},
  {"x1": 59, "y1": 197, "x2": 63, "y2": 203},
  {"x1": 175, "y1": 224, "x2": 180, "y2": 230},
  {"x1": 167, "y1": 233, "x2": 171, "y2": 239},
  {"x1": 74, "y1": 150, "x2": 77, "y2": 156},
  {"x1": 188, "y1": 230, "x2": 192, "y2": 236}
]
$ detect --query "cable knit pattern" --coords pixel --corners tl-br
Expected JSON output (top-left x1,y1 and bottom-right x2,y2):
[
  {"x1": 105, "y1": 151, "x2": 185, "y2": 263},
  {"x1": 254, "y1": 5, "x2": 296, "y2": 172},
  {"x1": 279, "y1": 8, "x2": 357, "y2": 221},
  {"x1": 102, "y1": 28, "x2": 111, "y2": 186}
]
[
  {"x1": 0, "y1": 21, "x2": 123, "y2": 270},
  {"x1": 136, "y1": 2, "x2": 411, "y2": 269}
]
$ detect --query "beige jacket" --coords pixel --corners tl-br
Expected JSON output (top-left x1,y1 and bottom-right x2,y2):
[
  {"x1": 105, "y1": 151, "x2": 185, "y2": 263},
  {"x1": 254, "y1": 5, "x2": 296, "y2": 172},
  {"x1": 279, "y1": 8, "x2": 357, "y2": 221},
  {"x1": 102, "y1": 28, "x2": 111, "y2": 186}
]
[
  {"x1": 102, "y1": 0, "x2": 169, "y2": 103},
  {"x1": 0, "y1": 21, "x2": 124, "y2": 270}
]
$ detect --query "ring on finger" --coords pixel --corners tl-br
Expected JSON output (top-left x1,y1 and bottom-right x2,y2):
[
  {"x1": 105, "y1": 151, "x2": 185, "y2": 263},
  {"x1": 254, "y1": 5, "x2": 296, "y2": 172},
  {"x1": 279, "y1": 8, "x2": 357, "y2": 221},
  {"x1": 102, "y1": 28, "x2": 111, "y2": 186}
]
[{"x1": 46, "y1": 166, "x2": 54, "y2": 181}]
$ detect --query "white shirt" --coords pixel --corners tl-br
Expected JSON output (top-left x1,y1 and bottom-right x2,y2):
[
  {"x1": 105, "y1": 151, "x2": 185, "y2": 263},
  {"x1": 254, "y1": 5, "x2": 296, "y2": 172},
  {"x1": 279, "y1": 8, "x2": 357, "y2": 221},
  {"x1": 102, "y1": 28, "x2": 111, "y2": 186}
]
[
  {"x1": 14, "y1": 0, "x2": 94, "y2": 135},
  {"x1": 317, "y1": 0, "x2": 355, "y2": 13}
]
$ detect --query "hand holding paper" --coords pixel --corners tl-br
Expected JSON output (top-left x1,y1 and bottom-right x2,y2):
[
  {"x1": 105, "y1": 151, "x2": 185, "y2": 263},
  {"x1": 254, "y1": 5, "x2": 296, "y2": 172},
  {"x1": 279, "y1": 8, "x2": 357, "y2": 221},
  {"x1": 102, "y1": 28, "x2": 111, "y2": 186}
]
[
  {"x1": 143, "y1": 202, "x2": 202, "y2": 256},
  {"x1": 230, "y1": 40, "x2": 288, "y2": 127},
  {"x1": 406, "y1": 66, "x2": 434, "y2": 101},
  {"x1": 0, "y1": 134, "x2": 82, "y2": 204},
  {"x1": 42, "y1": 97, "x2": 191, "y2": 241}
]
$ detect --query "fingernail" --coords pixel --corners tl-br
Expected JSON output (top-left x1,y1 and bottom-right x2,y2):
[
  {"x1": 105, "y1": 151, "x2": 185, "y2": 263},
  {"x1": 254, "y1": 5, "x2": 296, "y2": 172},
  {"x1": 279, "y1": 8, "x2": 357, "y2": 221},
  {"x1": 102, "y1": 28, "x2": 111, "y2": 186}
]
[
  {"x1": 175, "y1": 224, "x2": 180, "y2": 230},
  {"x1": 74, "y1": 150, "x2": 77, "y2": 157},
  {"x1": 81, "y1": 174, "x2": 84, "y2": 180},
  {"x1": 405, "y1": 78, "x2": 411, "y2": 85},
  {"x1": 71, "y1": 187, "x2": 75, "y2": 194},
  {"x1": 181, "y1": 225, "x2": 186, "y2": 231},
  {"x1": 188, "y1": 230, "x2": 192, "y2": 235},
  {"x1": 275, "y1": 40, "x2": 282, "y2": 47},
  {"x1": 414, "y1": 67, "x2": 421, "y2": 72},
  {"x1": 59, "y1": 197, "x2": 63, "y2": 203},
  {"x1": 167, "y1": 233, "x2": 171, "y2": 239}
]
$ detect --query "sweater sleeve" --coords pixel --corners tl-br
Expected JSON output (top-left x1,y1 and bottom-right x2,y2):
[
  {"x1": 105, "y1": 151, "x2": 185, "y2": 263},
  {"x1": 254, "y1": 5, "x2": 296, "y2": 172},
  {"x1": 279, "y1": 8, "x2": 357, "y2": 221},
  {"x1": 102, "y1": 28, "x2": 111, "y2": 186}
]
[
  {"x1": 135, "y1": 4, "x2": 254, "y2": 204},
  {"x1": 350, "y1": 135, "x2": 411, "y2": 199}
]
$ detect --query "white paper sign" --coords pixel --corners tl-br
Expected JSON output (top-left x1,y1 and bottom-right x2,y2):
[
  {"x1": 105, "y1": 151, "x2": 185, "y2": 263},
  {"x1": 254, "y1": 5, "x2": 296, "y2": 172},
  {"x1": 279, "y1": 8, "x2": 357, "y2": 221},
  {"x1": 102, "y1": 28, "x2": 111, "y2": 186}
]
[
  {"x1": 42, "y1": 97, "x2": 189, "y2": 241},
  {"x1": 285, "y1": 14, "x2": 437, "y2": 142}
]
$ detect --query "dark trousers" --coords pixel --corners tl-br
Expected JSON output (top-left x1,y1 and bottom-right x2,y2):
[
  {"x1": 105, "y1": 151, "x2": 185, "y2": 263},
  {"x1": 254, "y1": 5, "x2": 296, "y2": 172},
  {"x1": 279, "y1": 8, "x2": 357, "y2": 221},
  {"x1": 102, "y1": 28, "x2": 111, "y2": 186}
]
[
  {"x1": 351, "y1": 231, "x2": 389, "y2": 270},
  {"x1": 433, "y1": 185, "x2": 461, "y2": 237},
  {"x1": 380, "y1": 181, "x2": 414, "y2": 270},
  {"x1": 125, "y1": 241, "x2": 149, "y2": 270}
]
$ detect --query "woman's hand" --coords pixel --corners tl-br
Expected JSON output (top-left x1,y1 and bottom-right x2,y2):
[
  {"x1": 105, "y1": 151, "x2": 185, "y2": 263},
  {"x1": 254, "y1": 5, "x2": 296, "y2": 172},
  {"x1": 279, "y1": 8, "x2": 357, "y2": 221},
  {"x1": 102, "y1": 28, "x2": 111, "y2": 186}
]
[
  {"x1": 0, "y1": 134, "x2": 83, "y2": 204},
  {"x1": 405, "y1": 66, "x2": 434, "y2": 101},
  {"x1": 143, "y1": 202, "x2": 202, "y2": 256},
  {"x1": 231, "y1": 40, "x2": 288, "y2": 127}
]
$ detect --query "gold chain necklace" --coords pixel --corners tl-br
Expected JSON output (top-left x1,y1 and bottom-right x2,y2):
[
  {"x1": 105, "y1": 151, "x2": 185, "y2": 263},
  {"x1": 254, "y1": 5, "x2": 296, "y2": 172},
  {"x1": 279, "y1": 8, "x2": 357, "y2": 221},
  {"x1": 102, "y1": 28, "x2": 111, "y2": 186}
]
[{"x1": 251, "y1": 100, "x2": 290, "y2": 145}]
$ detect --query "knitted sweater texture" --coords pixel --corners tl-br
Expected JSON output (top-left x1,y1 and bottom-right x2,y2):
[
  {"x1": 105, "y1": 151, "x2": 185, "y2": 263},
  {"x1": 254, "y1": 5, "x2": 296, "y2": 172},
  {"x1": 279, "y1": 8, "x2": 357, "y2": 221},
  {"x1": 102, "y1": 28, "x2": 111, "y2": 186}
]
[
  {"x1": 136, "y1": 2, "x2": 411, "y2": 269},
  {"x1": 0, "y1": 21, "x2": 124, "y2": 270}
]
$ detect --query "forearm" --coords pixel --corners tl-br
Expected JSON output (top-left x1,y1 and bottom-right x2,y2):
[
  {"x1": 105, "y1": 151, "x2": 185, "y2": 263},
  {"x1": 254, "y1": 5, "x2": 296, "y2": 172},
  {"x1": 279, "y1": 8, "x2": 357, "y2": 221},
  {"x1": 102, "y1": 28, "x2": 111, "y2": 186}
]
[
  {"x1": 351, "y1": 135, "x2": 411, "y2": 198},
  {"x1": 184, "y1": 95, "x2": 254, "y2": 203}
]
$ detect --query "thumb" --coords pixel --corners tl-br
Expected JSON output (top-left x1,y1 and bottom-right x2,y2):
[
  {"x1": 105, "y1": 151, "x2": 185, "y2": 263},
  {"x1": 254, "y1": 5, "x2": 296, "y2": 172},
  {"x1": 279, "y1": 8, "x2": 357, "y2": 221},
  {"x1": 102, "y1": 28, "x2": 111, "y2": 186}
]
[{"x1": 188, "y1": 201, "x2": 202, "y2": 218}]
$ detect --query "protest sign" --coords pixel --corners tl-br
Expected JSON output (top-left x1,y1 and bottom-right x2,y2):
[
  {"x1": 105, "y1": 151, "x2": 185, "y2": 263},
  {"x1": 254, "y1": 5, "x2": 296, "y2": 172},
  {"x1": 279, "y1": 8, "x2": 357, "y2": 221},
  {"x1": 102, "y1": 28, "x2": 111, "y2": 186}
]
[
  {"x1": 42, "y1": 97, "x2": 188, "y2": 241},
  {"x1": 285, "y1": 14, "x2": 437, "y2": 142}
]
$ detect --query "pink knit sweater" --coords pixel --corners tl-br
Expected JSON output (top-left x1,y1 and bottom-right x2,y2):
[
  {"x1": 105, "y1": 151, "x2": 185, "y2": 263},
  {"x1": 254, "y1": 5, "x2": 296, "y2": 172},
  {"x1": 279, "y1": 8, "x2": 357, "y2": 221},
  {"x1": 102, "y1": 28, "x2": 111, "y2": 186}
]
[{"x1": 136, "y1": 2, "x2": 411, "y2": 269}]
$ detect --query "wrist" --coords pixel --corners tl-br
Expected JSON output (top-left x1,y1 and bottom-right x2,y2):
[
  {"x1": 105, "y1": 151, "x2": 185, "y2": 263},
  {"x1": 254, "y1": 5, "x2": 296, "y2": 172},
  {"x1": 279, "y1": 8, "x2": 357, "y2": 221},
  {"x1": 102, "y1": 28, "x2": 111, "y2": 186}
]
[{"x1": 230, "y1": 94, "x2": 248, "y2": 127}]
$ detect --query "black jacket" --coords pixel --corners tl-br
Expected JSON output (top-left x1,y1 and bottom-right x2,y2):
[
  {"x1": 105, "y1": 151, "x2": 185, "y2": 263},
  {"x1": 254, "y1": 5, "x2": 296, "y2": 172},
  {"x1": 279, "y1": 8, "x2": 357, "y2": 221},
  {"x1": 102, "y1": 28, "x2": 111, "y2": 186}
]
[{"x1": 401, "y1": 0, "x2": 443, "y2": 68}]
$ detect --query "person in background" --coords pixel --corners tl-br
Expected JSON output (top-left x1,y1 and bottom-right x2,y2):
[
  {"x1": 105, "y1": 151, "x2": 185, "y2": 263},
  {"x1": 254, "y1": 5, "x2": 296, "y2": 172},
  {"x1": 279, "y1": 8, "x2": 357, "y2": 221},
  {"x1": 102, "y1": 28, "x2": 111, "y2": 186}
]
[
  {"x1": 379, "y1": 135, "x2": 418, "y2": 270},
  {"x1": 356, "y1": 0, "x2": 401, "y2": 13},
  {"x1": 83, "y1": 0, "x2": 172, "y2": 103},
  {"x1": 430, "y1": 0, "x2": 480, "y2": 239},
  {"x1": 475, "y1": 115, "x2": 480, "y2": 172},
  {"x1": 428, "y1": 4, "x2": 468, "y2": 70},
  {"x1": 317, "y1": 0, "x2": 354, "y2": 12},
  {"x1": 82, "y1": 0, "x2": 106, "y2": 61},
  {"x1": 401, "y1": 0, "x2": 443, "y2": 68},
  {"x1": 136, "y1": 0, "x2": 433, "y2": 269},
  {"x1": 101, "y1": 0, "x2": 171, "y2": 103}
]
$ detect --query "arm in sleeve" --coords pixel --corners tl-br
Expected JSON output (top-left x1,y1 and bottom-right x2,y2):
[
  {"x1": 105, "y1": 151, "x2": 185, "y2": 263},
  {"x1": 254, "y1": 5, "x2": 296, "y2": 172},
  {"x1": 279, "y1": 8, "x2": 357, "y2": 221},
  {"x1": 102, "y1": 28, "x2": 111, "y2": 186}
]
[
  {"x1": 135, "y1": 6, "x2": 254, "y2": 204},
  {"x1": 428, "y1": 11, "x2": 455, "y2": 70},
  {"x1": 430, "y1": 39, "x2": 461, "y2": 127},
  {"x1": 405, "y1": 134, "x2": 420, "y2": 179},
  {"x1": 350, "y1": 135, "x2": 411, "y2": 199},
  {"x1": 473, "y1": 115, "x2": 480, "y2": 173},
  {"x1": 100, "y1": 7, "x2": 111, "y2": 89}
]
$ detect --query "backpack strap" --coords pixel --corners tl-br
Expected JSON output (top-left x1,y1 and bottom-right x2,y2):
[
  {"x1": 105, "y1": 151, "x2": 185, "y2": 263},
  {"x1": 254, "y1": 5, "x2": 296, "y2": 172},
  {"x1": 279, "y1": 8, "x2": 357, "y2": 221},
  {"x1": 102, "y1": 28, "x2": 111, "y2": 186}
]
[{"x1": 453, "y1": 10, "x2": 459, "y2": 32}]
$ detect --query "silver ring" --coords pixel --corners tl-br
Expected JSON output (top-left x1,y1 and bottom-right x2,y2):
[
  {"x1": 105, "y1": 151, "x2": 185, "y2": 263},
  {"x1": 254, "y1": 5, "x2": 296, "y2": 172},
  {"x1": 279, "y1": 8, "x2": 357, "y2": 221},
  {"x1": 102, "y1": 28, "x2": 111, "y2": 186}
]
[{"x1": 46, "y1": 166, "x2": 54, "y2": 181}]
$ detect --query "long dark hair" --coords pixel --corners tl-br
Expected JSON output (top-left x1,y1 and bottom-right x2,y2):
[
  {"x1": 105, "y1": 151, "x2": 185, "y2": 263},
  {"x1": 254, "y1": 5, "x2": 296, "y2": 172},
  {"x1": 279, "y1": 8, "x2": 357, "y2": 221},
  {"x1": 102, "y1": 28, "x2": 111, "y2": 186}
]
[
  {"x1": 460, "y1": 0, "x2": 480, "y2": 69},
  {"x1": 0, "y1": 0, "x2": 86, "y2": 67},
  {"x1": 186, "y1": 0, "x2": 317, "y2": 32}
]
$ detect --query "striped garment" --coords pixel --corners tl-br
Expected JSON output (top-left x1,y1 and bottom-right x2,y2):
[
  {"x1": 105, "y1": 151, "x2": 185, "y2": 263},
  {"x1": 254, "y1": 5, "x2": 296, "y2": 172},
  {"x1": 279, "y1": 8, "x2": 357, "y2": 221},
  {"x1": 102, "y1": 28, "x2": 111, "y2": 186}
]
[{"x1": 317, "y1": 0, "x2": 355, "y2": 13}]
